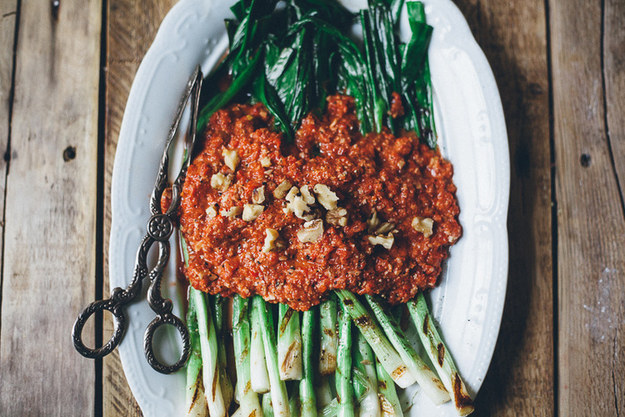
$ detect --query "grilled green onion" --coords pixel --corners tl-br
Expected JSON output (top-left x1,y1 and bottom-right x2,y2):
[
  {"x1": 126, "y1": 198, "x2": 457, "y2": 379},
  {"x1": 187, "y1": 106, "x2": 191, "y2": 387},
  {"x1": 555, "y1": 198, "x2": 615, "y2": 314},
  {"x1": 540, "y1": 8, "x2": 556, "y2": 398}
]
[
  {"x1": 366, "y1": 295, "x2": 449, "y2": 404},
  {"x1": 407, "y1": 293, "x2": 475, "y2": 415}
]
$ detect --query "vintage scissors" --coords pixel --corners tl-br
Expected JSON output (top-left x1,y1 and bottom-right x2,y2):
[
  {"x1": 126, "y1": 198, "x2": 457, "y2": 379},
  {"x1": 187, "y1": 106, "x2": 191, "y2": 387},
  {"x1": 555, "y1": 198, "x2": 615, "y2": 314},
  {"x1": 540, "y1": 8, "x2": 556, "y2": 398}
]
[{"x1": 73, "y1": 66, "x2": 203, "y2": 374}]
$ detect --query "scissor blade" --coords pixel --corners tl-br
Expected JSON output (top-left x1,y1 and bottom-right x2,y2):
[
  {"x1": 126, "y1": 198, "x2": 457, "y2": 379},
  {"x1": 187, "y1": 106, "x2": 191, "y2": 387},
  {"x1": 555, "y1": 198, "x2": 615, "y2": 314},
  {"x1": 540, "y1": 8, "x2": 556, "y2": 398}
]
[{"x1": 151, "y1": 66, "x2": 203, "y2": 215}]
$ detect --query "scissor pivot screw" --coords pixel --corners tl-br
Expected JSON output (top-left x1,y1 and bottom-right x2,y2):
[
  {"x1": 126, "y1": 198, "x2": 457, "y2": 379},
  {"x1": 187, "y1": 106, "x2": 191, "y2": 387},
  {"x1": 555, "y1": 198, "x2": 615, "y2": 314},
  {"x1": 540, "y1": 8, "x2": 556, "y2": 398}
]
[{"x1": 147, "y1": 214, "x2": 173, "y2": 241}]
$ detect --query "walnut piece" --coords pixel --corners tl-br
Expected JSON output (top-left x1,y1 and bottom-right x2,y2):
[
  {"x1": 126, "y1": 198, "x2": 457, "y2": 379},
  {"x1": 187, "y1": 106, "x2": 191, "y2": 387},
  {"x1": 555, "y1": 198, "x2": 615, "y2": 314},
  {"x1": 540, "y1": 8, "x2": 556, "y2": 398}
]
[
  {"x1": 263, "y1": 228, "x2": 282, "y2": 253},
  {"x1": 210, "y1": 173, "x2": 232, "y2": 192},
  {"x1": 222, "y1": 149, "x2": 240, "y2": 171},
  {"x1": 252, "y1": 186, "x2": 266, "y2": 204},
  {"x1": 313, "y1": 184, "x2": 339, "y2": 210},
  {"x1": 285, "y1": 186, "x2": 299, "y2": 202},
  {"x1": 326, "y1": 207, "x2": 348, "y2": 227},
  {"x1": 242, "y1": 204, "x2": 264, "y2": 221},
  {"x1": 274, "y1": 180, "x2": 292, "y2": 199},
  {"x1": 205, "y1": 204, "x2": 218, "y2": 219},
  {"x1": 376, "y1": 222, "x2": 395, "y2": 235},
  {"x1": 367, "y1": 210, "x2": 380, "y2": 233},
  {"x1": 368, "y1": 234, "x2": 394, "y2": 250},
  {"x1": 412, "y1": 216, "x2": 434, "y2": 238},
  {"x1": 297, "y1": 219, "x2": 324, "y2": 243},
  {"x1": 300, "y1": 185, "x2": 316, "y2": 205}
]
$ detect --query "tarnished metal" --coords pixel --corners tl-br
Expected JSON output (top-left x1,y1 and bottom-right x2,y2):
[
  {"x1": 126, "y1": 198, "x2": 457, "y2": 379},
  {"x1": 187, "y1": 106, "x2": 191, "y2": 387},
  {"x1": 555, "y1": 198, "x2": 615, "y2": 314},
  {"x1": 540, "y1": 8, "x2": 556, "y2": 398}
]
[{"x1": 72, "y1": 67, "x2": 203, "y2": 374}]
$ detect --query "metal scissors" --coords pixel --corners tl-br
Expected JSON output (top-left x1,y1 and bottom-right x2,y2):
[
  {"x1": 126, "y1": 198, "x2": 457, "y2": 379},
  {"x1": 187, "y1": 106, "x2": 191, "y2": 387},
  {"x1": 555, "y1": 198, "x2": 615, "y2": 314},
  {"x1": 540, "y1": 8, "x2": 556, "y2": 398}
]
[{"x1": 73, "y1": 66, "x2": 203, "y2": 374}]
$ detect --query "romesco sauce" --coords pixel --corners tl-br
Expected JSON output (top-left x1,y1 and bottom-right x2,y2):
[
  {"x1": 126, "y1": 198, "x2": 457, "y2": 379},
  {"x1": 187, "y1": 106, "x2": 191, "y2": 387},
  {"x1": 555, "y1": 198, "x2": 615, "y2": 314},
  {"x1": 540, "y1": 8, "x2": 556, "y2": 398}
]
[{"x1": 179, "y1": 95, "x2": 461, "y2": 311}]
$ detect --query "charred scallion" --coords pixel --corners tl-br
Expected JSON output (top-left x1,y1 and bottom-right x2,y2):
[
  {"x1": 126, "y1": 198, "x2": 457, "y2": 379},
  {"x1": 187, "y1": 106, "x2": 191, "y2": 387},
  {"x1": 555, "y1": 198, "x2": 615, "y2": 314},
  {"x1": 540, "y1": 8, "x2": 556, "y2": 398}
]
[
  {"x1": 300, "y1": 308, "x2": 317, "y2": 417},
  {"x1": 353, "y1": 332, "x2": 380, "y2": 417},
  {"x1": 254, "y1": 296, "x2": 290, "y2": 416},
  {"x1": 365, "y1": 295, "x2": 449, "y2": 404},
  {"x1": 190, "y1": 288, "x2": 227, "y2": 417},
  {"x1": 232, "y1": 295, "x2": 263, "y2": 416},
  {"x1": 376, "y1": 358, "x2": 403, "y2": 417},
  {"x1": 278, "y1": 304, "x2": 303, "y2": 380},
  {"x1": 407, "y1": 293, "x2": 475, "y2": 416},
  {"x1": 250, "y1": 299, "x2": 271, "y2": 393},
  {"x1": 335, "y1": 290, "x2": 415, "y2": 388},
  {"x1": 319, "y1": 297, "x2": 338, "y2": 375},
  {"x1": 336, "y1": 306, "x2": 354, "y2": 417}
]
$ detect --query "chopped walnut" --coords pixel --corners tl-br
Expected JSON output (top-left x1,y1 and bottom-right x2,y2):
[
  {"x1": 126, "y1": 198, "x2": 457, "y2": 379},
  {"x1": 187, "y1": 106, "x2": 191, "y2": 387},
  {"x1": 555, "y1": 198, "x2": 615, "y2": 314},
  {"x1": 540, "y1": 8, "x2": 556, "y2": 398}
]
[
  {"x1": 222, "y1": 149, "x2": 240, "y2": 171},
  {"x1": 262, "y1": 228, "x2": 282, "y2": 253},
  {"x1": 221, "y1": 206, "x2": 242, "y2": 218},
  {"x1": 285, "y1": 186, "x2": 299, "y2": 203},
  {"x1": 300, "y1": 185, "x2": 316, "y2": 205},
  {"x1": 274, "y1": 180, "x2": 292, "y2": 199},
  {"x1": 242, "y1": 204, "x2": 264, "y2": 221},
  {"x1": 412, "y1": 216, "x2": 434, "y2": 238},
  {"x1": 376, "y1": 222, "x2": 395, "y2": 235},
  {"x1": 368, "y1": 234, "x2": 394, "y2": 250},
  {"x1": 260, "y1": 156, "x2": 271, "y2": 167},
  {"x1": 297, "y1": 219, "x2": 324, "y2": 243},
  {"x1": 313, "y1": 184, "x2": 339, "y2": 210},
  {"x1": 252, "y1": 186, "x2": 266, "y2": 204},
  {"x1": 367, "y1": 210, "x2": 380, "y2": 233},
  {"x1": 205, "y1": 204, "x2": 218, "y2": 219},
  {"x1": 210, "y1": 173, "x2": 232, "y2": 192},
  {"x1": 287, "y1": 197, "x2": 313, "y2": 220},
  {"x1": 326, "y1": 207, "x2": 348, "y2": 227}
]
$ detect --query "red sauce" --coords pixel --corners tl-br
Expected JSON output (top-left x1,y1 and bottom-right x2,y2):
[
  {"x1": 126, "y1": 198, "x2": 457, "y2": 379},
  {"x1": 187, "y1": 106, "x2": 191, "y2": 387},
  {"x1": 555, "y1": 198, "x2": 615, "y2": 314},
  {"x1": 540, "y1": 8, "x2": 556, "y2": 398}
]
[{"x1": 180, "y1": 95, "x2": 461, "y2": 311}]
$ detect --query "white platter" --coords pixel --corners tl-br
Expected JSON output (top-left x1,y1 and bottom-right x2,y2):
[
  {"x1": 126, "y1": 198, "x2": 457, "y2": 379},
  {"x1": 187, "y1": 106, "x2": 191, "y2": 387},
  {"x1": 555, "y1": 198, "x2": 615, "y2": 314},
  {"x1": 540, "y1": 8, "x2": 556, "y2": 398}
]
[{"x1": 109, "y1": 0, "x2": 509, "y2": 415}]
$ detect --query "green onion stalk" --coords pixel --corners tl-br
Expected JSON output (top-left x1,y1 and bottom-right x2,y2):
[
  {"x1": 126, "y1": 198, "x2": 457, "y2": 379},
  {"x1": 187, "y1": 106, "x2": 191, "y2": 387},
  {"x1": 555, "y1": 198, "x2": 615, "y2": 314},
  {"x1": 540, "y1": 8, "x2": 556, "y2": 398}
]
[
  {"x1": 366, "y1": 295, "x2": 450, "y2": 404},
  {"x1": 300, "y1": 308, "x2": 317, "y2": 417},
  {"x1": 254, "y1": 295, "x2": 290, "y2": 416},
  {"x1": 407, "y1": 293, "x2": 475, "y2": 415},
  {"x1": 232, "y1": 295, "x2": 263, "y2": 416},
  {"x1": 278, "y1": 304, "x2": 303, "y2": 380},
  {"x1": 335, "y1": 305, "x2": 354, "y2": 417},
  {"x1": 184, "y1": 290, "x2": 208, "y2": 416},
  {"x1": 319, "y1": 297, "x2": 338, "y2": 375},
  {"x1": 335, "y1": 290, "x2": 415, "y2": 388},
  {"x1": 376, "y1": 358, "x2": 403, "y2": 417},
  {"x1": 353, "y1": 332, "x2": 380, "y2": 417},
  {"x1": 212, "y1": 294, "x2": 234, "y2": 408},
  {"x1": 190, "y1": 288, "x2": 227, "y2": 417},
  {"x1": 250, "y1": 299, "x2": 271, "y2": 393}
]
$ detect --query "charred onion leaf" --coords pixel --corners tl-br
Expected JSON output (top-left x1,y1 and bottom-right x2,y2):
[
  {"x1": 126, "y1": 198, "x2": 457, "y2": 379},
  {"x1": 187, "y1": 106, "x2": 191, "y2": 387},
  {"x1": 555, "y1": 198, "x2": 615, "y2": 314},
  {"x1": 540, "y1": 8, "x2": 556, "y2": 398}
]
[{"x1": 198, "y1": 0, "x2": 437, "y2": 145}]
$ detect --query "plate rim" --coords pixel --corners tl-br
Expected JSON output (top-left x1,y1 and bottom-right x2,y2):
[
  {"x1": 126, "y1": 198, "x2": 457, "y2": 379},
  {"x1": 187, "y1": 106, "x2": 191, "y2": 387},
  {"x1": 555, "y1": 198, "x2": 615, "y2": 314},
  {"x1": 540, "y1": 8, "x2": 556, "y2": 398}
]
[{"x1": 109, "y1": 0, "x2": 510, "y2": 415}]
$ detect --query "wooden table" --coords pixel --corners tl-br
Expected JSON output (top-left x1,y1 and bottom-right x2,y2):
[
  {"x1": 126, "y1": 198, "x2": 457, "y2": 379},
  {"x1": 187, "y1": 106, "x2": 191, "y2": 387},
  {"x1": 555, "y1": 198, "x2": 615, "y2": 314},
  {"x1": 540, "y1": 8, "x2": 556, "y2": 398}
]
[{"x1": 0, "y1": 0, "x2": 623, "y2": 415}]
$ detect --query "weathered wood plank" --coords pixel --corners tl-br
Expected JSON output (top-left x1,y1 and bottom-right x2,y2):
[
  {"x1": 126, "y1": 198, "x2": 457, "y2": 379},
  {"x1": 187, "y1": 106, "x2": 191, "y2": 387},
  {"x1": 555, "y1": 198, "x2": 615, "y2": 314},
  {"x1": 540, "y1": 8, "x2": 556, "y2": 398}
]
[
  {"x1": 103, "y1": 1, "x2": 178, "y2": 416},
  {"x1": 453, "y1": 0, "x2": 555, "y2": 415},
  {"x1": 0, "y1": 0, "x2": 101, "y2": 416},
  {"x1": 0, "y1": 1, "x2": 17, "y2": 284},
  {"x1": 550, "y1": 0, "x2": 625, "y2": 414}
]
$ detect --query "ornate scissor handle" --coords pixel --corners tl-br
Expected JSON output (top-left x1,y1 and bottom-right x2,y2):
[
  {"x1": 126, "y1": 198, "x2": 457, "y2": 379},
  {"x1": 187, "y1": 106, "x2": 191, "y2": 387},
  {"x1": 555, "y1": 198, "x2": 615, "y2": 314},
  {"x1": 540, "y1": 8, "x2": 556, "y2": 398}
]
[
  {"x1": 144, "y1": 312, "x2": 191, "y2": 374},
  {"x1": 72, "y1": 287, "x2": 129, "y2": 359}
]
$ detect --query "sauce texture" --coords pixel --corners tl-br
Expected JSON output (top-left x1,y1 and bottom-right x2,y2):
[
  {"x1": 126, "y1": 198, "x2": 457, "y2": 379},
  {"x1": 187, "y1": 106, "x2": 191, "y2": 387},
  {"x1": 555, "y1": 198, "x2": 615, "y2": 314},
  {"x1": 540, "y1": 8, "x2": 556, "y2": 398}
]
[{"x1": 180, "y1": 95, "x2": 461, "y2": 311}]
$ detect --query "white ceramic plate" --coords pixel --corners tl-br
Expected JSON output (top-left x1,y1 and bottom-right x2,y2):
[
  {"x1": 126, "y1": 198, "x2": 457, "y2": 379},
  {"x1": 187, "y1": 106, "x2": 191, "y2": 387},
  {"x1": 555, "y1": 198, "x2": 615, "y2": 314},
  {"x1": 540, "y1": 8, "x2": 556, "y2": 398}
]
[{"x1": 110, "y1": 0, "x2": 509, "y2": 415}]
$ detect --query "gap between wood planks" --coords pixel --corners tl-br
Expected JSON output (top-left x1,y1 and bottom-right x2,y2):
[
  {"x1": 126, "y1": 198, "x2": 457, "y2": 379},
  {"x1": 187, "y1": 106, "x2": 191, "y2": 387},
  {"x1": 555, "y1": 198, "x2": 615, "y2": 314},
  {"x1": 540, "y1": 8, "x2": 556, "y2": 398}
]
[
  {"x1": 544, "y1": 0, "x2": 559, "y2": 416},
  {"x1": 94, "y1": 0, "x2": 110, "y2": 415},
  {"x1": 599, "y1": 0, "x2": 625, "y2": 221},
  {"x1": 0, "y1": 0, "x2": 20, "y2": 353}
]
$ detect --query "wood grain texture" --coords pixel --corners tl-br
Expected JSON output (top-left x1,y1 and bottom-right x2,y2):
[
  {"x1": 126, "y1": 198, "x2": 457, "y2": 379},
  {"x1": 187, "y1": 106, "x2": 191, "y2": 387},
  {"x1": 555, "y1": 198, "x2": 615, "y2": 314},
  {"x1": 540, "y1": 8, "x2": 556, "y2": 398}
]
[
  {"x1": 0, "y1": 0, "x2": 101, "y2": 416},
  {"x1": 550, "y1": 0, "x2": 625, "y2": 415},
  {"x1": 103, "y1": 1, "x2": 179, "y2": 416},
  {"x1": 453, "y1": 0, "x2": 555, "y2": 414}
]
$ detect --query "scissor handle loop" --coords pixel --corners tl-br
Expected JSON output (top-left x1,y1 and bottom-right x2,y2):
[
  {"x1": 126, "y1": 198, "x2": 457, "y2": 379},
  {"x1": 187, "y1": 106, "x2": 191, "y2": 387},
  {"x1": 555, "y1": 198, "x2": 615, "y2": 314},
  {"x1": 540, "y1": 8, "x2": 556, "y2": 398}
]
[
  {"x1": 143, "y1": 313, "x2": 190, "y2": 374},
  {"x1": 72, "y1": 288, "x2": 127, "y2": 359}
]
